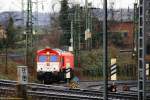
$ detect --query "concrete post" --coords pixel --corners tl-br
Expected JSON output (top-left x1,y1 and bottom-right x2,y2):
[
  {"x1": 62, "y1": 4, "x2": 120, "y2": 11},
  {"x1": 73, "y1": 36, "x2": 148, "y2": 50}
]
[
  {"x1": 110, "y1": 58, "x2": 117, "y2": 81},
  {"x1": 17, "y1": 66, "x2": 28, "y2": 99},
  {"x1": 66, "y1": 63, "x2": 71, "y2": 85}
]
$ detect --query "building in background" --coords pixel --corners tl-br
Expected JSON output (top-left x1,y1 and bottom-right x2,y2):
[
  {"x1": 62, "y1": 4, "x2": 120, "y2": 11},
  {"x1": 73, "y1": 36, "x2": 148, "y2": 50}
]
[
  {"x1": 0, "y1": 25, "x2": 6, "y2": 39},
  {"x1": 109, "y1": 21, "x2": 134, "y2": 48}
]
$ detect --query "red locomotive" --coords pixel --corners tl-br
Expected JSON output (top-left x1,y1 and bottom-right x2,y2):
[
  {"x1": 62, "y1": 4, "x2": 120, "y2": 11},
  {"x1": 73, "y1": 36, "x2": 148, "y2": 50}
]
[{"x1": 36, "y1": 48, "x2": 74, "y2": 83}]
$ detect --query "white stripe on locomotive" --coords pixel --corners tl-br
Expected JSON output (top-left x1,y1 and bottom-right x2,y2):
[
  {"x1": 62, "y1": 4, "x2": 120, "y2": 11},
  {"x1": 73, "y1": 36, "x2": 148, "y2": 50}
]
[{"x1": 37, "y1": 62, "x2": 60, "y2": 72}]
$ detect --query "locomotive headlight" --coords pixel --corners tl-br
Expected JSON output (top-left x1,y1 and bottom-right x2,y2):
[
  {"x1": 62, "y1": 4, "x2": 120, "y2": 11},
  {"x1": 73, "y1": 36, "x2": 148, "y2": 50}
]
[{"x1": 46, "y1": 52, "x2": 50, "y2": 55}]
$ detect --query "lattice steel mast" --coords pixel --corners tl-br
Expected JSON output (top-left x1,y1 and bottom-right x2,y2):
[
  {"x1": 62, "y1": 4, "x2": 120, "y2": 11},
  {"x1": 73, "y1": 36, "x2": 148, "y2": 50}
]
[
  {"x1": 138, "y1": 0, "x2": 146, "y2": 99},
  {"x1": 26, "y1": 0, "x2": 33, "y2": 66}
]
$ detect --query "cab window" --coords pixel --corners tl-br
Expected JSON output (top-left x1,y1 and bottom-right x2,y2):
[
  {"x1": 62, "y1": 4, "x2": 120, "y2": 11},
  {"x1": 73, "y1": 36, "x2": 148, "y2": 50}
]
[
  {"x1": 50, "y1": 55, "x2": 58, "y2": 62},
  {"x1": 39, "y1": 55, "x2": 47, "y2": 62}
]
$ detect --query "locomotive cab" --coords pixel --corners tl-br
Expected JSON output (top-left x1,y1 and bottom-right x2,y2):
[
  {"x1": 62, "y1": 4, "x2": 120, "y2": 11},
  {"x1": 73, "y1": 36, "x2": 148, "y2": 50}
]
[
  {"x1": 37, "y1": 48, "x2": 60, "y2": 83},
  {"x1": 36, "y1": 48, "x2": 74, "y2": 83}
]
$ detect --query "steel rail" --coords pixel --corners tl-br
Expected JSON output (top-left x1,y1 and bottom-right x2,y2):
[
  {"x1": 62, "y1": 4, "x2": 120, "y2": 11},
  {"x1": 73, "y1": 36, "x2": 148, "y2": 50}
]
[{"x1": 0, "y1": 79, "x2": 150, "y2": 99}]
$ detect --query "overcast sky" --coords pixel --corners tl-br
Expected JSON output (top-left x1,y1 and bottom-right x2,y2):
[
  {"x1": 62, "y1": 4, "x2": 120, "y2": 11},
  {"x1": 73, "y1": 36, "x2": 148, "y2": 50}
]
[{"x1": 0, "y1": 0, "x2": 137, "y2": 12}]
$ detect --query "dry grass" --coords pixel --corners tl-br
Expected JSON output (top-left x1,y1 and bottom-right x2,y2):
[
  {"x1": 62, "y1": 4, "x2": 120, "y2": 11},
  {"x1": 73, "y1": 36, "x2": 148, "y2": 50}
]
[
  {"x1": 0, "y1": 58, "x2": 37, "y2": 82},
  {"x1": 0, "y1": 59, "x2": 18, "y2": 80}
]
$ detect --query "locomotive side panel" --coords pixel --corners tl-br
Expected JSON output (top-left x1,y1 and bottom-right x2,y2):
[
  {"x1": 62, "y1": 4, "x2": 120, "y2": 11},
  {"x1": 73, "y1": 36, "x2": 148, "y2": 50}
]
[{"x1": 61, "y1": 53, "x2": 74, "y2": 70}]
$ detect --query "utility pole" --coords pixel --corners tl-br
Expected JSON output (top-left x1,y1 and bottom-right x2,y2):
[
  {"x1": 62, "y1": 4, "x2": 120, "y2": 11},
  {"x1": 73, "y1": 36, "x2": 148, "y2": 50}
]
[
  {"x1": 85, "y1": 0, "x2": 92, "y2": 50},
  {"x1": 35, "y1": 0, "x2": 39, "y2": 27},
  {"x1": 33, "y1": 0, "x2": 39, "y2": 56},
  {"x1": 85, "y1": 0, "x2": 88, "y2": 29},
  {"x1": 22, "y1": 0, "x2": 26, "y2": 65},
  {"x1": 103, "y1": 0, "x2": 108, "y2": 99},
  {"x1": 88, "y1": 3, "x2": 92, "y2": 50},
  {"x1": 22, "y1": 0, "x2": 25, "y2": 27},
  {"x1": 133, "y1": 3, "x2": 138, "y2": 56},
  {"x1": 26, "y1": 0, "x2": 33, "y2": 67},
  {"x1": 32, "y1": 0, "x2": 39, "y2": 29},
  {"x1": 127, "y1": 6, "x2": 130, "y2": 21},
  {"x1": 5, "y1": 38, "x2": 8, "y2": 74},
  {"x1": 74, "y1": 5, "x2": 78, "y2": 68},
  {"x1": 70, "y1": 21, "x2": 73, "y2": 51},
  {"x1": 120, "y1": 9, "x2": 123, "y2": 22},
  {"x1": 110, "y1": 2, "x2": 114, "y2": 21},
  {"x1": 85, "y1": 0, "x2": 89, "y2": 50},
  {"x1": 74, "y1": 4, "x2": 81, "y2": 68},
  {"x1": 77, "y1": 5, "x2": 81, "y2": 67}
]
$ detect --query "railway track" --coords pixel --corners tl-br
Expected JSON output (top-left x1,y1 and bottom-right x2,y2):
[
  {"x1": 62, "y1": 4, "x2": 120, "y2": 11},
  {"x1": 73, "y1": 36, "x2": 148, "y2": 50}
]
[
  {"x1": 27, "y1": 85, "x2": 148, "y2": 100},
  {"x1": 0, "y1": 80, "x2": 17, "y2": 97},
  {"x1": 0, "y1": 79, "x2": 150, "y2": 100}
]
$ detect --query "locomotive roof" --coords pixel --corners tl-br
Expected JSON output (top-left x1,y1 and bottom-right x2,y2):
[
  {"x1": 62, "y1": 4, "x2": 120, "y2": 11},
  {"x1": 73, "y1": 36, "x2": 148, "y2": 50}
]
[
  {"x1": 61, "y1": 52, "x2": 74, "y2": 56},
  {"x1": 53, "y1": 48, "x2": 73, "y2": 56},
  {"x1": 37, "y1": 48, "x2": 59, "y2": 55},
  {"x1": 37, "y1": 48, "x2": 73, "y2": 56}
]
